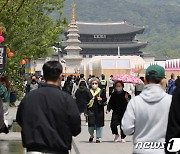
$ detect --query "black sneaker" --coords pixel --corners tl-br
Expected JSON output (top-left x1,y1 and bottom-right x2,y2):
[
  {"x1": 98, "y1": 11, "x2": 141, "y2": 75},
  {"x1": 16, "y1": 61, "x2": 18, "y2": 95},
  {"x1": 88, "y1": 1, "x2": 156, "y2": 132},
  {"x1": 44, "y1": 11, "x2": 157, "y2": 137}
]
[
  {"x1": 96, "y1": 139, "x2": 101, "y2": 143},
  {"x1": 89, "y1": 137, "x2": 93, "y2": 143}
]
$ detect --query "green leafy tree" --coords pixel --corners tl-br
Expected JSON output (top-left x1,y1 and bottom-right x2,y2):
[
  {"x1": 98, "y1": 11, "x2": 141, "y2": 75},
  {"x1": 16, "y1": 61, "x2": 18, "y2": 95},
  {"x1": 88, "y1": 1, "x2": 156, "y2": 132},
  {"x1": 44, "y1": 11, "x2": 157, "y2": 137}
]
[{"x1": 0, "y1": 0, "x2": 67, "y2": 98}]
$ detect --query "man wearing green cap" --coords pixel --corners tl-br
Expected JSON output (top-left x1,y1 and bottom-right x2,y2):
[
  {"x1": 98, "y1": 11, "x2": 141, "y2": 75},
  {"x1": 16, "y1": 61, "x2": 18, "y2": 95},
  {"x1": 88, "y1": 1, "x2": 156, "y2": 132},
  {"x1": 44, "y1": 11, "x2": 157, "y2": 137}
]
[{"x1": 122, "y1": 64, "x2": 172, "y2": 154}]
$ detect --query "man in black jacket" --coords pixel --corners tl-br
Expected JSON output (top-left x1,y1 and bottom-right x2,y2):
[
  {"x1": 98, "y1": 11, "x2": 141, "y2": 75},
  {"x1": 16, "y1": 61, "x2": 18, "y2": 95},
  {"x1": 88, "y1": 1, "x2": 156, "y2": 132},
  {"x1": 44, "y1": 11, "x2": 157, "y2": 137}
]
[
  {"x1": 16, "y1": 61, "x2": 81, "y2": 154},
  {"x1": 165, "y1": 85, "x2": 180, "y2": 154}
]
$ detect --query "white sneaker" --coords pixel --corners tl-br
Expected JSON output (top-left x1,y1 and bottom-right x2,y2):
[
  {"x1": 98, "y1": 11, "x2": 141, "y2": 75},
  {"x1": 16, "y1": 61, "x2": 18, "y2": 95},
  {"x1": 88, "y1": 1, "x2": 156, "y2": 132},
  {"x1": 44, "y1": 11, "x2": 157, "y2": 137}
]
[
  {"x1": 114, "y1": 134, "x2": 119, "y2": 142},
  {"x1": 4, "y1": 119, "x2": 8, "y2": 127},
  {"x1": 121, "y1": 138, "x2": 126, "y2": 143},
  {"x1": 85, "y1": 122, "x2": 88, "y2": 126}
]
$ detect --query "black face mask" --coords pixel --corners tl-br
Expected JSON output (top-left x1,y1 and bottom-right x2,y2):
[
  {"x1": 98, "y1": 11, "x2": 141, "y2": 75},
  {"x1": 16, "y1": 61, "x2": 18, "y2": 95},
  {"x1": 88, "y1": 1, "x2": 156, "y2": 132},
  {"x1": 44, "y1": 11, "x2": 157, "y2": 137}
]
[
  {"x1": 116, "y1": 90, "x2": 123, "y2": 94},
  {"x1": 32, "y1": 79, "x2": 36, "y2": 84},
  {"x1": 115, "y1": 87, "x2": 123, "y2": 94}
]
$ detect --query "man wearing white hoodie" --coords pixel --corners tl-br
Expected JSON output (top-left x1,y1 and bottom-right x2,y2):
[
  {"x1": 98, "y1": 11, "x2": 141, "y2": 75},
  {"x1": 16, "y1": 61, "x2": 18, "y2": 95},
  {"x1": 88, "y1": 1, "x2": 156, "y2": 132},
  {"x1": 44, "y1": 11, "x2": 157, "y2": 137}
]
[{"x1": 122, "y1": 65, "x2": 172, "y2": 154}]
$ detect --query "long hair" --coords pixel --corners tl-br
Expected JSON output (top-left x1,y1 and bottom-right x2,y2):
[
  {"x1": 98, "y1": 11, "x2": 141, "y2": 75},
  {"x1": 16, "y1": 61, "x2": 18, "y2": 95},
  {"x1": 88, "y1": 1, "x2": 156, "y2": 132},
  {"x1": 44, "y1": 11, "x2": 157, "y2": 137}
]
[{"x1": 0, "y1": 76, "x2": 11, "y2": 90}]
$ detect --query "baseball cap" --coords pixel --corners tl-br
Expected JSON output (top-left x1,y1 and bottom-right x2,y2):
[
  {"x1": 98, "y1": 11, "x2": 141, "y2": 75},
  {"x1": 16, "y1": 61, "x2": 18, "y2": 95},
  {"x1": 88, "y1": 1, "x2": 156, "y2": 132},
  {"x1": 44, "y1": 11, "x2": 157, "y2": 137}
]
[{"x1": 146, "y1": 64, "x2": 165, "y2": 79}]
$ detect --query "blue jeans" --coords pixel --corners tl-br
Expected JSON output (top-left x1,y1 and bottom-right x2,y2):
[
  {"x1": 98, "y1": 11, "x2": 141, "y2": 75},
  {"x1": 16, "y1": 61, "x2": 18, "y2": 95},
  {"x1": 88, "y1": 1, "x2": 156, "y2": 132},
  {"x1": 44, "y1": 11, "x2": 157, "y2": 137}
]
[{"x1": 88, "y1": 127, "x2": 103, "y2": 138}]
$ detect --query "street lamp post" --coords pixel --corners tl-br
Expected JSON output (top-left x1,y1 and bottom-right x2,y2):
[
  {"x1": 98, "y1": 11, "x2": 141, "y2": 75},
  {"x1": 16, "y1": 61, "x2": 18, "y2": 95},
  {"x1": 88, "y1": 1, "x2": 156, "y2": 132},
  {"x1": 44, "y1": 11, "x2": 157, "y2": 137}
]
[
  {"x1": 57, "y1": 47, "x2": 62, "y2": 62},
  {"x1": 53, "y1": 42, "x2": 62, "y2": 62}
]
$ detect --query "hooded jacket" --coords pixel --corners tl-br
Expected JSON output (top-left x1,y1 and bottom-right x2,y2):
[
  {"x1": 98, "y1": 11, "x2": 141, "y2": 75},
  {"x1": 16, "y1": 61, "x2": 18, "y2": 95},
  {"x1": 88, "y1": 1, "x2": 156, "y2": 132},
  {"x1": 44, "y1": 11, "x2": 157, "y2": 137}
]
[
  {"x1": 75, "y1": 86, "x2": 92, "y2": 113},
  {"x1": 122, "y1": 84, "x2": 172, "y2": 154}
]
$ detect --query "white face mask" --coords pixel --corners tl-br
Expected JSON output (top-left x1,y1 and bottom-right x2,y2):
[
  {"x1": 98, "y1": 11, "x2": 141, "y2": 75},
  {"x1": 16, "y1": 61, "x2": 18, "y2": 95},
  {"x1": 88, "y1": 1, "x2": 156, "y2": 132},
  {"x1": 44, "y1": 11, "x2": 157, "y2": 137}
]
[
  {"x1": 92, "y1": 84, "x2": 98, "y2": 90},
  {"x1": 116, "y1": 87, "x2": 123, "y2": 92}
]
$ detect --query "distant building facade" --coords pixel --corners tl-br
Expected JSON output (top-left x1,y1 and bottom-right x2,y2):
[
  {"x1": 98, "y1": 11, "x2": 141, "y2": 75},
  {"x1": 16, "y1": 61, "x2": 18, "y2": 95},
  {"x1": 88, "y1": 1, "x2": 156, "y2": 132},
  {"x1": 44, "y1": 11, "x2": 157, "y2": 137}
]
[
  {"x1": 34, "y1": 4, "x2": 149, "y2": 75},
  {"x1": 62, "y1": 21, "x2": 147, "y2": 57}
]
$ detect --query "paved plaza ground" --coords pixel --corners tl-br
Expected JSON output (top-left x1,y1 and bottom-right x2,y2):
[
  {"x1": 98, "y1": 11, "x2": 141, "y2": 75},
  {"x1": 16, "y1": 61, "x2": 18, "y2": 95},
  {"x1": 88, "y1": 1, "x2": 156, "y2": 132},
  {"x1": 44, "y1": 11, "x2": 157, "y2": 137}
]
[
  {"x1": 0, "y1": 107, "x2": 133, "y2": 154},
  {"x1": 71, "y1": 121, "x2": 133, "y2": 154}
]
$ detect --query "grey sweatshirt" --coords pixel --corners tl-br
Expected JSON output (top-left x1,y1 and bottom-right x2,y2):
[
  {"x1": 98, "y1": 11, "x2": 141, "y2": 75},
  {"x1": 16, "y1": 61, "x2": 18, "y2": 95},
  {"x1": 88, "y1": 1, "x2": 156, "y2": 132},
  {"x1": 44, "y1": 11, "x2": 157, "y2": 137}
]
[{"x1": 122, "y1": 84, "x2": 172, "y2": 154}]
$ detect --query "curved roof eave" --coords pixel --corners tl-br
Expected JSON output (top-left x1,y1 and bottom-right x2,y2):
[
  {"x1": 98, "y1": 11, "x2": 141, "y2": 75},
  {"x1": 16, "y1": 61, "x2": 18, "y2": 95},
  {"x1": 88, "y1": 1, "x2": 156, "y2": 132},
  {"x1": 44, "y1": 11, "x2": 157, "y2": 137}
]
[
  {"x1": 79, "y1": 42, "x2": 148, "y2": 49},
  {"x1": 76, "y1": 21, "x2": 145, "y2": 35}
]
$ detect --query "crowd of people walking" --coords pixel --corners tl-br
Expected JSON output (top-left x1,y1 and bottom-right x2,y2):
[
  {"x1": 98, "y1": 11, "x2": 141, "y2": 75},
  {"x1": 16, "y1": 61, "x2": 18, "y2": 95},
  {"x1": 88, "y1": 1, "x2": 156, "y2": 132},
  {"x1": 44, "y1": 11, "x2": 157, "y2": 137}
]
[
  {"x1": 0, "y1": 60, "x2": 180, "y2": 154},
  {"x1": 19, "y1": 62, "x2": 180, "y2": 153}
]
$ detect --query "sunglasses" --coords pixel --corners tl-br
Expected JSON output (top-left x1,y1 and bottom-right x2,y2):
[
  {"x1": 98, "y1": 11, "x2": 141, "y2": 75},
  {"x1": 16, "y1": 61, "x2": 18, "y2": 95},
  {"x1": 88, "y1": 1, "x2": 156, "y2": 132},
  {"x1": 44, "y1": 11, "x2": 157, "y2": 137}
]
[{"x1": 92, "y1": 83, "x2": 98, "y2": 85}]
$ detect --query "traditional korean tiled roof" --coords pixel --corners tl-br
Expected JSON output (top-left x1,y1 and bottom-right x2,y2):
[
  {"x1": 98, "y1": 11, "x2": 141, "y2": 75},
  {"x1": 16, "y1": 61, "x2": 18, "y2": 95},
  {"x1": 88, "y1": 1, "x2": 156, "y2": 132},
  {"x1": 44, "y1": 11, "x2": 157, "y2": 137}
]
[
  {"x1": 80, "y1": 41, "x2": 147, "y2": 48},
  {"x1": 76, "y1": 21, "x2": 145, "y2": 35},
  {"x1": 62, "y1": 41, "x2": 147, "y2": 49}
]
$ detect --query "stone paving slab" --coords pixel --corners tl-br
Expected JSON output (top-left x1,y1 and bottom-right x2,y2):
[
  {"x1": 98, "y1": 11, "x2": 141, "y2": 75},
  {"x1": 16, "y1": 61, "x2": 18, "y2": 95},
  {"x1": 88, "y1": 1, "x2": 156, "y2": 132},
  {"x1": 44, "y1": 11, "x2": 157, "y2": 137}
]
[
  {"x1": 0, "y1": 132, "x2": 21, "y2": 141},
  {"x1": 73, "y1": 121, "x2": 133, "y2": 154},
  {"x1": 1, "y1": 103, "x2": 134, "y2": 154}
]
